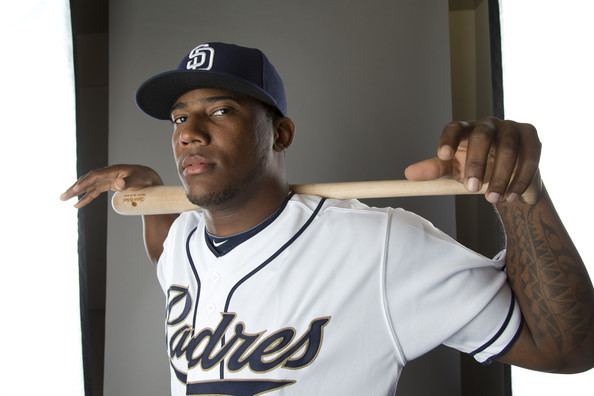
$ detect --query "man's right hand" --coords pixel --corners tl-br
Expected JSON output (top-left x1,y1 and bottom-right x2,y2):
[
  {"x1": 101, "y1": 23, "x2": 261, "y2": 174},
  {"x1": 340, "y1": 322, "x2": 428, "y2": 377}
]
[
  {"x1": 60, "y1": 164, "x2": 163, "y2": 208},
  {"x1": 61, "y1": 164, "x2": 177, "y2": 264}
]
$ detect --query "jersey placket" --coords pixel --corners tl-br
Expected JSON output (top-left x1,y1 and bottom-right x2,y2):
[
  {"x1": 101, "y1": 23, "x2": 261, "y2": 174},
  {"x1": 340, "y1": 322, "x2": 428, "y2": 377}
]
[{"x1": 184, "y1": 198, "x2": 326, "y2": 385}]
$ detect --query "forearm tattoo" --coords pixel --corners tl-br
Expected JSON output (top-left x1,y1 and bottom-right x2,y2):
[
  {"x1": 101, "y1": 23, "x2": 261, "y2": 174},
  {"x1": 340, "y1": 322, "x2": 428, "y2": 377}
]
[{"x1": 498, "y1": 192, "x2": 594, "y2": 353}]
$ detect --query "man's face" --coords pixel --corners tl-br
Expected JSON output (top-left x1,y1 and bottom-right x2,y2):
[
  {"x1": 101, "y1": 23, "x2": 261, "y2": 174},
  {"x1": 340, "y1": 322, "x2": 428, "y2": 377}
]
[{"x1": 170, "y1": 88, "x2": 277, "y2": 208}]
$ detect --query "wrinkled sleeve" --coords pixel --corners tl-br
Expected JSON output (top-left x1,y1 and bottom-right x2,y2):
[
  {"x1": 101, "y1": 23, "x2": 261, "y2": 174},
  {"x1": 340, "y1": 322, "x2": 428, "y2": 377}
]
[{"x1": 383, "y1": 208, "x2": 522, "y2": 364}]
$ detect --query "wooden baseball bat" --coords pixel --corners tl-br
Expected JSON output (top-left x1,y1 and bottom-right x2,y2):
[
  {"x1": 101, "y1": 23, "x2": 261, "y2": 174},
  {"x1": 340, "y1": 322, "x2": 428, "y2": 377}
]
[{"x1": 111, "y1": 178, "x2": 539, "y2": 215}]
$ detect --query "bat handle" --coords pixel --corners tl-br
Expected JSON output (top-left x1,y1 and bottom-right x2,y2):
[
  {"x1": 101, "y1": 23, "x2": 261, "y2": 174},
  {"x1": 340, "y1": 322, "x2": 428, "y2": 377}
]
[{"x1": 290, "y1": 177, "x2": 541, "y2": 205}]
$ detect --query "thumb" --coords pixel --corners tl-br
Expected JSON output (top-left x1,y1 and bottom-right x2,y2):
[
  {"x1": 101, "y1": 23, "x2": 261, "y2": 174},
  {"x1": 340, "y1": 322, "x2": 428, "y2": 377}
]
[
  {"x1": 404, "y1": 157, "x2": 452, "y2": 181},
  {"x1": 112, "y1": 177, "x2": 127, "y2": 191}
]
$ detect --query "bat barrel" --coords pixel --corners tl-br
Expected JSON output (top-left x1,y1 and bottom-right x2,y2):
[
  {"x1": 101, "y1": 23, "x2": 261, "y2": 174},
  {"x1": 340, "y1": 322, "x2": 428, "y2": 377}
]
[{"x1": 111, "y1": 186, "x2": 198, "y2": 215}]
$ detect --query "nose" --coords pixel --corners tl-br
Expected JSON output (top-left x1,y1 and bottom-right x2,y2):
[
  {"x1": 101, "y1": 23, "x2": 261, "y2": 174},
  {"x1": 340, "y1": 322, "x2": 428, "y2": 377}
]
[{"x1": 177, "y1": 116, "x2": 211, "y2": 146}]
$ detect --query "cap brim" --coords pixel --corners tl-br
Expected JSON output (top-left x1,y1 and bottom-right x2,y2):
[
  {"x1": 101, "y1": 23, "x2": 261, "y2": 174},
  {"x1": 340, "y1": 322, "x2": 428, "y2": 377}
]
[{"x1": 136, "y1": 70, "x2": 285, "y2": 120}]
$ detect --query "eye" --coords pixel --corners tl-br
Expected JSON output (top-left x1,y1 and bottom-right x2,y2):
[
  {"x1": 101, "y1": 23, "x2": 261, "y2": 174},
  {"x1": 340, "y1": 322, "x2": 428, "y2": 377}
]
[
  {"x1": 171, "y1": 115, "x2": 187, "y2": 125},
  {"x1": 211, "y1": 107, "x2": 231, "y2": 117}
]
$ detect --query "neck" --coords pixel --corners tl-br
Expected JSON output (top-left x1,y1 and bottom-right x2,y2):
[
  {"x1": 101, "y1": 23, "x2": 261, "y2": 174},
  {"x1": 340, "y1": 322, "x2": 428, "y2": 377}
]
[{"x1": 202, "y1": 181, "x2": 289, "y2": 237}]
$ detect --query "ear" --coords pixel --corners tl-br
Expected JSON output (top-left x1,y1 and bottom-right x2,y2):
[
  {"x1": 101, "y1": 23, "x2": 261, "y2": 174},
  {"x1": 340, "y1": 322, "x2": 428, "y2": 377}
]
[{"x1": 272, "y1": 117, "x2": 295, "y2": 152}]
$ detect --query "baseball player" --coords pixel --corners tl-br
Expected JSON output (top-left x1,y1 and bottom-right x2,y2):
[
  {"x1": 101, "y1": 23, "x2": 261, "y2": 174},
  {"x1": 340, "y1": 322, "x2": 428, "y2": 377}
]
[{"x1": 61, "y1": 42, "x2": 594, "y2": 395}]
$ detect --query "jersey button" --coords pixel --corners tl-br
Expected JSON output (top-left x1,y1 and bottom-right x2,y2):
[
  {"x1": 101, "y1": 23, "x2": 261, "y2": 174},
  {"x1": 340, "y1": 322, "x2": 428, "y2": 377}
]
[
  {"x1": 207, "y1": 303, "x2": 216, "y2": 313},
  {"x1": 212, "y1": 272, "x2": 221, "y2": 282}
]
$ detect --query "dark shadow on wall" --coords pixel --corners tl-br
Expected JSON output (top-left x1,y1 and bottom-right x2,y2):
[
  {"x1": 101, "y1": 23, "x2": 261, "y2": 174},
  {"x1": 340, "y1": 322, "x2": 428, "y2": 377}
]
[{"x1": 70, "y1": 0, "x2": 108, "y2": 395}]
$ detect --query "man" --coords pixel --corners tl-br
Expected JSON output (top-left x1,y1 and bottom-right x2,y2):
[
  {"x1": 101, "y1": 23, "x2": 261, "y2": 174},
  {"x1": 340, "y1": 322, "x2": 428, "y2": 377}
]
[{"x1": 62, "y1": 42, "x2": 593, "y2": 395}]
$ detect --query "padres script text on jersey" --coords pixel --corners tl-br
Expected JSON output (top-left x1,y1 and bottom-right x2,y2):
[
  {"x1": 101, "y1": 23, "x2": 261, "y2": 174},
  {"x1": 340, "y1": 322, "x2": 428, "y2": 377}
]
[{"x1": 157, "y1": 194, "x2": 521, "y2": 395}]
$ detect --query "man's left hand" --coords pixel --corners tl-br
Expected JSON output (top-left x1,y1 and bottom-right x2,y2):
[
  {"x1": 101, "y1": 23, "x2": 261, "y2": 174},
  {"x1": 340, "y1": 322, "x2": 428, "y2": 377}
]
[{"x1": 404, "y1": 117, "x2": 541, "y2": 204}]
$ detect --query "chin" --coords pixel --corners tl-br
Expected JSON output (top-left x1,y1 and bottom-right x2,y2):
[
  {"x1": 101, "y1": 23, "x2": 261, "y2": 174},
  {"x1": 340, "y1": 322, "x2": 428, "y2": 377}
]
[{"x1": 185, "y1": 185, "x2": 239, "y2": 208}]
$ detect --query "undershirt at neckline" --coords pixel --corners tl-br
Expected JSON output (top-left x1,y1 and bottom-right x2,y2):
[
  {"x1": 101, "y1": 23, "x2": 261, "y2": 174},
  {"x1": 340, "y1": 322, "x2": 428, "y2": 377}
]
[{"x1": 204, "y1": 192, "x2": 295, "y2": 257}]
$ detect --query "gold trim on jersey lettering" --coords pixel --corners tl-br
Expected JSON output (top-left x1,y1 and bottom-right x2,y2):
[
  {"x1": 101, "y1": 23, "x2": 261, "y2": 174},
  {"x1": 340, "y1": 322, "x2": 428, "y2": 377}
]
[
  {"x1": 170, "y1": 312, "x2": 331, "y2": 377},
  {"x1": 166, "y1": 284, "x2": 193, "y2": 326},
  {"x1": 186, "y1": 320, "x2": 227, "y2": 372},
  {"x1": 165, "y1": 284, "x2": 194, "y2": 385},
  {"x1": 168, "y1": 332, "x2": 190, "y2": 386},
  {"x1": 167, "y1": 283, "x2": 192, "y2": 295},
  {"x1": 258, "y1": 328, "x2": 296, "y2": 361},
  {"x1": 169, "y1": 283, "x2": 191, "y2": 290},
  {"x1": 229, "y1": 315, "x2": 331, "y2": 374},
  {"x1": 230, "y1": 326, "x2": 297, "y2": 374},
  {"x1": 208, "y1": 318, "x2": 268, "y2": 373},
  {"x1": 170, "y1": 325, "x2": 193, "y2": 357},
  {"x1": 274, "y1": 315, "x2": 332, "y2": 372},
  {"x1": 169, "y1": 324, "x2": 195, "y2": 384},
  {"x1": 224, "y1": 319, "x2": 266, "y2": 373}
]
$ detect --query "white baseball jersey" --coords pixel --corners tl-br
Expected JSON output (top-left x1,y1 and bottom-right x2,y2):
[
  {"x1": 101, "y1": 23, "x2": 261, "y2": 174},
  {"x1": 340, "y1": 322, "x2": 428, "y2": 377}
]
[{"x1": 157, "y1": 194, "x2": 521, "y2": 396}]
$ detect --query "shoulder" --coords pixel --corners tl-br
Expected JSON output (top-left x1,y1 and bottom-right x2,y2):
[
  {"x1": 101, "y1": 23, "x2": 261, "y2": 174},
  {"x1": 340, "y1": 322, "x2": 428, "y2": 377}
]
[
  {"x1": 156, "y1": 211, "x2": 203, "y2": 287},
  {"x1": 164, "y1": 210, "x2": 203, "y2": 244},
  {"x1": 290, "y1": 193, "x2": 393, "y2": 216},
  {"x1": 287, "y1": 194, "x2": 406, "y2": 241},
  {"x1": 288, "y1": 194, "x2": 448, "y2": 233}
]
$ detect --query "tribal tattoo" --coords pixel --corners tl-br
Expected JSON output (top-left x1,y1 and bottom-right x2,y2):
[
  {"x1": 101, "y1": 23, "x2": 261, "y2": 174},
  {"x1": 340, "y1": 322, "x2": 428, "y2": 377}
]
[{"x1": 498, "y1": 188, "x2": 594, "y2": 355}]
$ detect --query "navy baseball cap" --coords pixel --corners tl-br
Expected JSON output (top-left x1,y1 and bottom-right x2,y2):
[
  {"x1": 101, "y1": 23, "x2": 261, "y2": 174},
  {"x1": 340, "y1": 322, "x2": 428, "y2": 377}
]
[{"x1": 136, "y1": 42, "x2": 287, "y2": 120}]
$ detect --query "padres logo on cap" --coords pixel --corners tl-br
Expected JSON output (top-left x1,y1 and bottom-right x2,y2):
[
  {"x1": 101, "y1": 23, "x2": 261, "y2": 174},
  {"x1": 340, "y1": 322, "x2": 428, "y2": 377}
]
[{"x1": 186, "y1": 44, "x2": 214, "y2": 70}]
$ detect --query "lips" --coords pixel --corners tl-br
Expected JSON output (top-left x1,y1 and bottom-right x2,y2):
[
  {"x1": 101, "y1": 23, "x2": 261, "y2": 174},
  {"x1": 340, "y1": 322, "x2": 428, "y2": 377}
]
[{"x1": 180, "y1": 154, "x2": 215, "y2": 177}]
